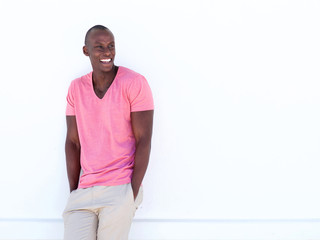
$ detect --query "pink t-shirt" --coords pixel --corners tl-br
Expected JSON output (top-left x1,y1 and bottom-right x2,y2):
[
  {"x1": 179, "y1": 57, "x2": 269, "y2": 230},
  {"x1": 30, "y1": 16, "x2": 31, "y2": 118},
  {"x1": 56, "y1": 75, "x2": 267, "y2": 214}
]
[{"x1": 66, "y1": 66, "x2": 154, "y2": 188}]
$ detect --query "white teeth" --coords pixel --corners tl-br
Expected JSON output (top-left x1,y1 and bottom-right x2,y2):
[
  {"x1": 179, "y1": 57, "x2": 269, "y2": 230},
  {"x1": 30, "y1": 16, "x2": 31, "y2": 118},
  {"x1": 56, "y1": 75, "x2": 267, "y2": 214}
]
[{"x1": 100, "y1": 59, "x2": 111, "y2": 62}]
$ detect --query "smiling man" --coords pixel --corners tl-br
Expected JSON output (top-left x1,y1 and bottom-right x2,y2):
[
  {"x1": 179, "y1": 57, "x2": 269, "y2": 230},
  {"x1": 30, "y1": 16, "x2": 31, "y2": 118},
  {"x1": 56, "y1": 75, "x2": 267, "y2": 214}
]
[{"x1": 62, "y1": 25, "x2": 154, "y2": 240}]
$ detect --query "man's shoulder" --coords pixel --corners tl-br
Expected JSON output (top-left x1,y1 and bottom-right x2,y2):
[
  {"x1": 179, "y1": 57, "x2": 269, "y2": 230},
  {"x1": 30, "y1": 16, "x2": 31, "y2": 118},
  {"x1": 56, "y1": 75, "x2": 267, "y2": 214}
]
[
  {"x1": 70, "y1": 72, "x2": 92, "y2": 87},
  {"x1": 118, "y1": 66, "x2": 145, "y2": 81}
]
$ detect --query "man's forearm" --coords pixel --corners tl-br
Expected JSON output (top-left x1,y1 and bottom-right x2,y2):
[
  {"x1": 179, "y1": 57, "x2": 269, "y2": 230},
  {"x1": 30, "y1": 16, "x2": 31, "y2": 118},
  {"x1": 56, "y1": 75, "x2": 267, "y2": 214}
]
[
  {"x1": 131, "y1": 140, "x2": 151, "y2": 199},
  {"x1": 65, "y1": 140, "x2": 81, "y2": 192}
]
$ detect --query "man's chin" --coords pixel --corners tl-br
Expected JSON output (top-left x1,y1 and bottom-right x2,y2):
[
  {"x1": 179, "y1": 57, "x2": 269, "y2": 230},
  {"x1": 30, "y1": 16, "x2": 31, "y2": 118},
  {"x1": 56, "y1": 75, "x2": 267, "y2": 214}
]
[{"x1": 93, "y1": 64, "x2": 115, "y2": 73}]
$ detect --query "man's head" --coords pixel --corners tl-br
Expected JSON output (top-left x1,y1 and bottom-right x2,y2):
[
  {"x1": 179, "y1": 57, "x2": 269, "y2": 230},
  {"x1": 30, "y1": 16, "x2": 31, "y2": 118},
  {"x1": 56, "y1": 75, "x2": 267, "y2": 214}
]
[{"x1": 83, "y1": 25, "x2": 116, "y2": 73}]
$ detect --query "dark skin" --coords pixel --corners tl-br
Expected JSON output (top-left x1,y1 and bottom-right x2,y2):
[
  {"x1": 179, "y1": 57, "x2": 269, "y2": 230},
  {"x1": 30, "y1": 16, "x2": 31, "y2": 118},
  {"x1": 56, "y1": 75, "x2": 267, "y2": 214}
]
[
  {"x1": 65, "y1": 29, "x2": 153, "y2": 199},
  {"x1": 65, "y1": 116, "x2": 81, "y2": 192}
]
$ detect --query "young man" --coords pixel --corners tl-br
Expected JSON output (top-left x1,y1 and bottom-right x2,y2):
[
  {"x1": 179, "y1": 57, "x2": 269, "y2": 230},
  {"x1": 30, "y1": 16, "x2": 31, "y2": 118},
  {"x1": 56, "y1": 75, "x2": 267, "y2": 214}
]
[{"x1": 63, "y1": 25, "x2": 154, "y2": 240}]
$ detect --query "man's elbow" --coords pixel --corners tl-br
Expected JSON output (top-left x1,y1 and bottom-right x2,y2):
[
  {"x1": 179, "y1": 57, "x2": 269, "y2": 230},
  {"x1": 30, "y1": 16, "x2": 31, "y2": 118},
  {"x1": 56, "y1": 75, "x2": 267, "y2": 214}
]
[
  {"x1": 65, "y1": 138, "x2": 81, "y2": 151},
  {"x1": 135, "y1": 137, "x2": 152, "y2": 151}
]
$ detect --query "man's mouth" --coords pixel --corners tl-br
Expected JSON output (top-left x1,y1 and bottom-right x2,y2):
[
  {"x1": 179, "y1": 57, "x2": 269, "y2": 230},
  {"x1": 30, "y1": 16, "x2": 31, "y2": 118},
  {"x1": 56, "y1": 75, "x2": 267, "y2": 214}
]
[{"x1": 100, "y1": 58, "x2": 112, "y2": 63}]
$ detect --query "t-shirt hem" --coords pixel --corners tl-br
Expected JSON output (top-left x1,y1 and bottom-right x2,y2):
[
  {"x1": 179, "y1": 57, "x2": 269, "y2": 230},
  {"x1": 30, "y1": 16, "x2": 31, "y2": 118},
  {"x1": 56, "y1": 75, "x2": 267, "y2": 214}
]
[
  {"x1": 131, "y1": 107, "x2": 154, "y2": 112},
  {"x1": 78, "y1": 179, "x2": 131, "y2": 189}
]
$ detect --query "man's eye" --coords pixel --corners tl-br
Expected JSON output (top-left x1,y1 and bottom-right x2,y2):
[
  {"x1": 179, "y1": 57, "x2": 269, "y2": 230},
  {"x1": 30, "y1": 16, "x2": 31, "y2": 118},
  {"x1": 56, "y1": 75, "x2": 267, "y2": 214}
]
[{"x1": 108, "y1": 45, "x2": 114, "y2": 49}]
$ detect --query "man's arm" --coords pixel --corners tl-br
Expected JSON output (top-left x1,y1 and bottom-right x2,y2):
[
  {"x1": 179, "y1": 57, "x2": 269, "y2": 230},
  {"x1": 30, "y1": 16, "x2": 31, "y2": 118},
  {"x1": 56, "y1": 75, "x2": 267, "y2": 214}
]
[
  {"x1": 131, "y1": 110, "x2": 154, "y2": 199},
  {"x1": 65, "y1": 116, "x2": 81, "y2": 192}
]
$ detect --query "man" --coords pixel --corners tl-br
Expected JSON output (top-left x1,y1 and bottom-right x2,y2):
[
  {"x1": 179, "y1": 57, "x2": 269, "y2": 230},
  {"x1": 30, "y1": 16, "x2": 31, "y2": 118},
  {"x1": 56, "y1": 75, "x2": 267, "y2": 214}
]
[{"x1": 63, "y1": 25, "x2": 154, "y2": 240}]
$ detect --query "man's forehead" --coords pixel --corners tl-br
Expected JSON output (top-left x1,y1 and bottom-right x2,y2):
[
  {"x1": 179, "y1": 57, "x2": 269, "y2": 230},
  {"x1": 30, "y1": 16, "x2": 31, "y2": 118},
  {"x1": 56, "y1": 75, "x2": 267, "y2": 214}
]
[{"x1": 88, "y1": 29, "x2": 114, "y2": 41}]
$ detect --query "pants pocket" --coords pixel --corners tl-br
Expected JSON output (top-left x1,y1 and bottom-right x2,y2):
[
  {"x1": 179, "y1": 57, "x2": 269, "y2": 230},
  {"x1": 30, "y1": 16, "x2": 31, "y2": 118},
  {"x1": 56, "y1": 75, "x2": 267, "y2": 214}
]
[{"x1": 129, "y1": 184, "x2": 143, "y2": 210}]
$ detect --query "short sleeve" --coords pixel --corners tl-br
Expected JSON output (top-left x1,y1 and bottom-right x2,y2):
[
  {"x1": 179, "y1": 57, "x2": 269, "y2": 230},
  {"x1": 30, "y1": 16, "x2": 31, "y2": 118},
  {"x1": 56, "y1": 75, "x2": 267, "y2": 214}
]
[
  {"x1": 66, "y1": 81, "x2": 75, "y2": 116},
  {"x1": 128, "y1": 75, "x2": 154, "y2": 112}
]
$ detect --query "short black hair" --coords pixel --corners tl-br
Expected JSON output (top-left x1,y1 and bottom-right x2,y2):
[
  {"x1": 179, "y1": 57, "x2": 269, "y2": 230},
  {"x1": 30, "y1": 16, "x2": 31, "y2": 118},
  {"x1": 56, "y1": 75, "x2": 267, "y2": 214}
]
[{"x1": 84, "y1": 25, "x2": 110, "y2": 45}]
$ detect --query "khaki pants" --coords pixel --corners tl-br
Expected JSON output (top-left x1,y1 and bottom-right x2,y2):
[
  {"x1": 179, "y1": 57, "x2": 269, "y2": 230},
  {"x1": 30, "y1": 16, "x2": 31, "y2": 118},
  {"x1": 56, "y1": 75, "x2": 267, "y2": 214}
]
[{"x1": 63, "y1": 183, "x2": 143, "y2": 240}]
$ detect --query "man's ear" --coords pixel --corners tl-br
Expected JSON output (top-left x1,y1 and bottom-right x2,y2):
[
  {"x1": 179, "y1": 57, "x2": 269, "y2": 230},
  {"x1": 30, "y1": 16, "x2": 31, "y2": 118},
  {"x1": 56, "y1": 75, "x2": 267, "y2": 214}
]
[{"x1": 83, "y1": 46, "x2": 89, "y2": 56}]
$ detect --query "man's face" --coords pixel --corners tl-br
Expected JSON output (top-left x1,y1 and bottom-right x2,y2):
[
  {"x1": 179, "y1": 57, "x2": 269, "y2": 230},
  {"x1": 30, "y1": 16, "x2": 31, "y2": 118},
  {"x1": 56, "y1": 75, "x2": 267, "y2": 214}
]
[{"x1": 83, "y1": 29, "x2": 116, "y2": 73}]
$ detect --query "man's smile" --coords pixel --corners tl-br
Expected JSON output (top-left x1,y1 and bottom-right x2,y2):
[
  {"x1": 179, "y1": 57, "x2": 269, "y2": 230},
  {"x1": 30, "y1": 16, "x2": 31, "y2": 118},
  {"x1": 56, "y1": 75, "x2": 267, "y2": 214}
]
[{"x1": 100, "y1": 58, "x2": 112, "y2": 63}]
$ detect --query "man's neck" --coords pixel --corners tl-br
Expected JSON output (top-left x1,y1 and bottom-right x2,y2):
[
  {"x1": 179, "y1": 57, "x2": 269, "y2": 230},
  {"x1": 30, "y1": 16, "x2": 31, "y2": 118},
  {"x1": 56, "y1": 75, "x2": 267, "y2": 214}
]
[{"x1": 92, "y1": 66, "x2": 118, "y2": 90}]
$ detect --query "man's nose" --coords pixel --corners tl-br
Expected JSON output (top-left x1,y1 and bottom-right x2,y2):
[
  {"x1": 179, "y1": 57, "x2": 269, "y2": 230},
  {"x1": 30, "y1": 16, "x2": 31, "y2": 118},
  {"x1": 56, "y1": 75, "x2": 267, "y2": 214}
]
[{"x1": 103, "y1": 47, "x2": 112, "y2": 55}]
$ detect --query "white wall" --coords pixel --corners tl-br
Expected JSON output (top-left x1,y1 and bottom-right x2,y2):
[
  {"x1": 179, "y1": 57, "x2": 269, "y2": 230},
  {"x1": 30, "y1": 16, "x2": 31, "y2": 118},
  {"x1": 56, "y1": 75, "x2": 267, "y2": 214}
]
[{"x1": 0, "y1": 0, "x2": 320, "y2": 239}]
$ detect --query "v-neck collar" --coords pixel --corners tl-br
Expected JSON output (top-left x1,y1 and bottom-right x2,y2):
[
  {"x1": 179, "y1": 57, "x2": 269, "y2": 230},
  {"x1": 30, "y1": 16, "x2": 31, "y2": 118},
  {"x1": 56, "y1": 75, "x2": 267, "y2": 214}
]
[{"x1": 90, "y1": 66, "x2": 121, "y2": 100}]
